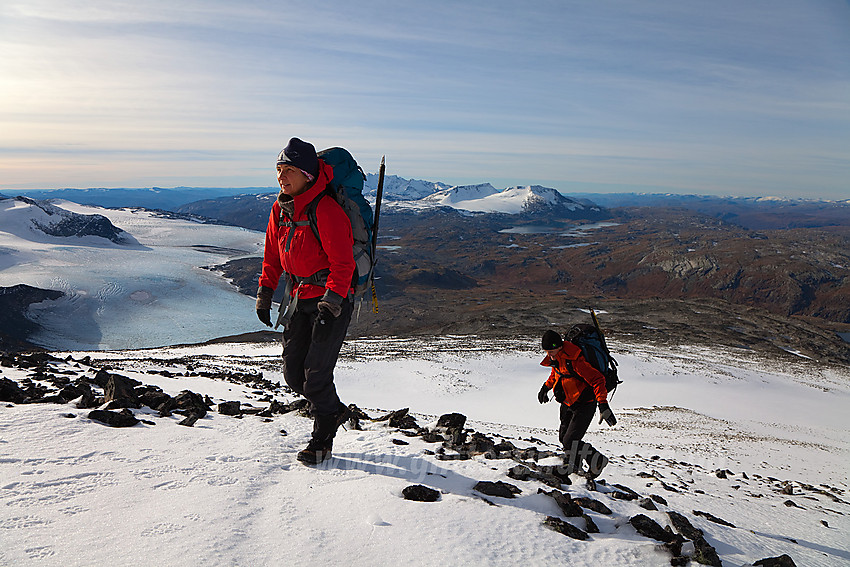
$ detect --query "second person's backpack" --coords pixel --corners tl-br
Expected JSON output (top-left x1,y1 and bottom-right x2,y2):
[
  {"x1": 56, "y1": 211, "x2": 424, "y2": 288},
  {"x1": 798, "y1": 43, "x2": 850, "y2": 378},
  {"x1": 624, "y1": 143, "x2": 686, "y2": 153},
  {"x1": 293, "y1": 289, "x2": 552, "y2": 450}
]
[{"x1": 565, "y1": 323, "x2": 621, "y2": 397}]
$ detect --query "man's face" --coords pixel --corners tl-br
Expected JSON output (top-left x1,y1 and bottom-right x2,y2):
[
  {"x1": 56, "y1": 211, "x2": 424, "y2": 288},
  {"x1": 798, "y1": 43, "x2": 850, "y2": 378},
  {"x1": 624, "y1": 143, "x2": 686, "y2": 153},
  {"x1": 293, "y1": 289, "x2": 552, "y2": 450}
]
[
  {"x1": 277, "y1": 164, "x2": 310, "y2": 196},
  {"x1": 545, "y1": 348, "x2": 560, "y2": 357}
]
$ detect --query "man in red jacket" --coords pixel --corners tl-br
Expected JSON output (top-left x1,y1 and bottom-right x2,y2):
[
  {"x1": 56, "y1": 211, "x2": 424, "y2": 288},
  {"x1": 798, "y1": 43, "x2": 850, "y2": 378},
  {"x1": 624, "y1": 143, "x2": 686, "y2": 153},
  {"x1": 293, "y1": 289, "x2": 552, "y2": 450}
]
[
  {"x1": 256, "y1": 137, "x2": 355, "y2": 465},
  {"x1": 538, "y1": 330, "x2": 617, "y2": 478}
]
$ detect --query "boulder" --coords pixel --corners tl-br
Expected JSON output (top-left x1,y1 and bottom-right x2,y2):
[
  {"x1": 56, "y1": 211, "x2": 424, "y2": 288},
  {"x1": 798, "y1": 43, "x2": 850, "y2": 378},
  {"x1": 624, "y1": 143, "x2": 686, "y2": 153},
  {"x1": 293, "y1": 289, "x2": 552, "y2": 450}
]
[
  {"x1": 573, "y1": 496, "x2": 612, "y2": 515},
  {"x1": 543, "y1": 516, "x2": 589, "y2": 541},
  {"x1": 88, "y1": 409, "x2": 140, "y2": 428},
  {"x1": 754, "y1": 555, "x2": 797, "y2": 567},
  {"x1": 218, "y1": 401, "x2": 241, "y2": 416},
  {"x1": 402, "y1": 485, "x2": 440, "y2": 502},
  {"x1": 474, "y1": 480, "x2": 521, "y2": 499},
  {"x1": 0, "y1": 377, "x2": 26, "y2": 403}
]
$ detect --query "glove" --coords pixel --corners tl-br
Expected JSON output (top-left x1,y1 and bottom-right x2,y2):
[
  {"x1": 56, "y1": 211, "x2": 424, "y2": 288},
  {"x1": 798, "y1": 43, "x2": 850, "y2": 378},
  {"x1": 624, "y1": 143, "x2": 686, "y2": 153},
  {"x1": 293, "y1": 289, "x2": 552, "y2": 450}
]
[
  {"x1": 598, "y1": 402, "x2": 617, "y2": 426},
  {"x1": 312, "y1": 291, "x2": 344, "y2": 343},
  {"x1": 256, "y1": 286, "x2": 274, "y2": 327},
  {"x1": 538, "y1": 385, "x2": 549, "y2": 404},
  {"x1": 553, "y1": 385, "x2": 566, "y2": 403},
  {"x1": 317, "y1": 300, "x2": 342, "y2": 319}
]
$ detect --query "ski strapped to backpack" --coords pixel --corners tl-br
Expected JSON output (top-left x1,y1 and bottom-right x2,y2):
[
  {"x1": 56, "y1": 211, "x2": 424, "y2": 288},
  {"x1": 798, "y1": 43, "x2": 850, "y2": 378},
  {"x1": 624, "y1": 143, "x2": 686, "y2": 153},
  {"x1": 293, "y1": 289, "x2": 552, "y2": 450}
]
[
  {"x1": 564, "y1": 310, "x2": 621, "y2": 398},
  {"x1": 274, "y1": 148, "x2": 383, "y2": 328}
]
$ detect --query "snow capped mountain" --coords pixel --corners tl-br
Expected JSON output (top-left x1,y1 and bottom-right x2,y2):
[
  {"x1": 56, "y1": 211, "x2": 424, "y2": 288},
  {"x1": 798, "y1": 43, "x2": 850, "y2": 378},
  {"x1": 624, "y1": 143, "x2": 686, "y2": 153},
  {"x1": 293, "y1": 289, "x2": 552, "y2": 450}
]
[
  {"x1": 0, "y1": 198, "x2": 264, "y2": 350},
  {"x1": 397, "y1": 183, "x2": 598, "y2": 215},
  {"x1": 364, "y1": 173, "x2": 451, "y2": 201},
  {"x1": 1, "y1": 196, "x2": 131, "y2": 245}
]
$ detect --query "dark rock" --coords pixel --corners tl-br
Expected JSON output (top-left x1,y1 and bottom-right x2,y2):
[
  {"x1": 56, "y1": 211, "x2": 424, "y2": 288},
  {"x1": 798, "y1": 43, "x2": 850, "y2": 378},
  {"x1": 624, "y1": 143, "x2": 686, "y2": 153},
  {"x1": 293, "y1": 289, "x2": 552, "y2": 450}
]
[
  {"x1": 474, "y1": 480, "x2": 521, "y2": 499},
  {"x1": 668, "y1": 511, "x2": 722, "y2": 567},
  {"x1": 754, "y1": 554, "x2": 797, "y2": 567},
  {"x1": 218, "y1": 401, "x2": 241, "y2": 416},
  {"x1": 539, "y1": 488, "x2": 583, "y2": 517},
  {"x1": 92, "y1": 369, "x2": 112, "y2": 388},
  {"x1": 161, "y1": 390, "x2": 209, "y2": 419},
  {"x1": 392, "y1": 439, "x2": 409, "y2": 445},
  {"x1": 402, "y1": 484, "x2": 440, "y2": 502},
  {"x1": 543, "y1": 516, "x2": 589, "y2": 540},
  {"x1": 573, "y1": 496, "x2": 612, "y2": 515},
  {"x1": 104, "y1": 373, "x2": 140, "y2": 408},
  {"x1": 692, "y1": 510, "x2": 736, "y2": 528},
  {"x1": 507, "y1": 465, "x2": 533, "y2": 481},
  {"x1": 629, "y1": 514, "x2": 675, "y2": 543},
  {"x1": 137, "y1": 388, "x2": 172, "y2": 411},
  {"x1": 651, "y1": 494, "x2": 669, "y2": 506},
  {"x1": 783, "y1": 499, "x2": 803, "y2": 509},
  {"x1": 436, "y1": 412, "x2": 467, "y2": 429},
  {"x1": 178, "y1": 414, "x2": 201, "y2": 427},
  {"x1": 58, "y1": 382, "x2": 89, "y2": 403},
  {"x1": 88, "y1": 409, "x2": 139, "y2": 428},
  {"x1": 582, "y1": 514, "x2": 600, "y2": 534},
  {"x1": 639, "y1": 497, "x2": 658, "y2": 511},
  {"x1": 0, "y1": 377, "x2": 26, "y2": 403}
]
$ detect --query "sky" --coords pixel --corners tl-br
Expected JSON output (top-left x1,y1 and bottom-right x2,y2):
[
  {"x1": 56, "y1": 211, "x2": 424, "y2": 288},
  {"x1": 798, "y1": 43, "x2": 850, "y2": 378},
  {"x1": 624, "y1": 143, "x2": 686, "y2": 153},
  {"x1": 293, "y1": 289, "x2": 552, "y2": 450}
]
[{"x1": 1, "y1": 0, "x2": 849, "y2": 199}]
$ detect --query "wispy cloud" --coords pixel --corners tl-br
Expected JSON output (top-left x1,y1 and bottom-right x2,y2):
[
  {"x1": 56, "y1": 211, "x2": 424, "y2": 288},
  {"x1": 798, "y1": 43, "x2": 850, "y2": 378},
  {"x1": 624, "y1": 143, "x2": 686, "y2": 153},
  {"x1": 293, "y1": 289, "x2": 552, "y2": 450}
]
[{"x1": 1, "y1": 0, "x2": 848, "y2": 197}]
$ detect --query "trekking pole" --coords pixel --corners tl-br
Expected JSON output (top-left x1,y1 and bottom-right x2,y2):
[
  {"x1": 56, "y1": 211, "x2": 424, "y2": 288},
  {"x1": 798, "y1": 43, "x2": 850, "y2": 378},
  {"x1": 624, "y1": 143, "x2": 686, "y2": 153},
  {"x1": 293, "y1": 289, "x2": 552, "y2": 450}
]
[{"x1": 370, "y1": 156, "x2": 385, "y2": 313}]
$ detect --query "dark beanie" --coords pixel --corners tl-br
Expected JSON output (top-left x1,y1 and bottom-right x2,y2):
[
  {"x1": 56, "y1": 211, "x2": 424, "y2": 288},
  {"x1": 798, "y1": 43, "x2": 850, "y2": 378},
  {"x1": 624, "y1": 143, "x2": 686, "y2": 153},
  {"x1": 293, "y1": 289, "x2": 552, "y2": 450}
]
[
  {"x1": 276, "y1": 137, "x2": 319, "y2": 178},
  {"x1": 541, "y1": 330, "x2": 564, "y2": 350}
]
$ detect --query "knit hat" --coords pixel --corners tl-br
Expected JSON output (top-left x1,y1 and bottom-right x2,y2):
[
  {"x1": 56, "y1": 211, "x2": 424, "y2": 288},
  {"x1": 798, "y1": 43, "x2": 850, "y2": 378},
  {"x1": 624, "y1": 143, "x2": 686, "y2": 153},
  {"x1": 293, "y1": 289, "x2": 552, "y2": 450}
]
[
  {"x1": 276, "y1": 137, "x2": 319, "y2": 179},
  {"x1": 541, "y1": 330, "x2": 564, "y2": 350}
]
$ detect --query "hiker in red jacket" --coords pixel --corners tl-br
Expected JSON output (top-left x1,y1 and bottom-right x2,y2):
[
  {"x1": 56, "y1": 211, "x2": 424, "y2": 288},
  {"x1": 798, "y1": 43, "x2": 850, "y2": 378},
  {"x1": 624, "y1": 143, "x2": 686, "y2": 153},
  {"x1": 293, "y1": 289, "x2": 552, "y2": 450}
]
[
  {"x1": 256, "y1": 137, "x2": 355, "y2": 465},
  {"x1": 538, "y1": 330, "x2": 617, "y2": 478}
]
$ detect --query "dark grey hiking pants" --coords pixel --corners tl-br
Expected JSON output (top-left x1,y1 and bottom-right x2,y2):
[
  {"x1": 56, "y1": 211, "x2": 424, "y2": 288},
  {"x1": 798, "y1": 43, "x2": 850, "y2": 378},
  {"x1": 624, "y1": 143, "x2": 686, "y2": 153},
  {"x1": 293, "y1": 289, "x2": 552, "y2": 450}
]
[
  {"x1": 559, "y1": 400, "x2": 598, "y2": 467},
  {"x1": 281, "y1": 296, "x2": 353, "y2": 417}
]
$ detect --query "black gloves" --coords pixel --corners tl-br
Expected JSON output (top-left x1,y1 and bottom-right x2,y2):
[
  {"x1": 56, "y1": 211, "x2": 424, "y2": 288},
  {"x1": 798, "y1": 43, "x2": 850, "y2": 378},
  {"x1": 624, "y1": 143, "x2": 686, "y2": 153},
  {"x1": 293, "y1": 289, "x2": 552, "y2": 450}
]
[
  {"x1": 256, "y1": 286, "x2": 274, "y2": 327},
  {"x1": 553, "y1": 386, "x2": 566, "y2": 403},
  {"x1": 598, "y1": 402, "x2": 617, "y2": 426},
  {"x1": 538, "y1": 385, "x2": 549, "y2": 404},
  {"x1": 312, "y1": 290, "x2": 345, "y2": 343}
]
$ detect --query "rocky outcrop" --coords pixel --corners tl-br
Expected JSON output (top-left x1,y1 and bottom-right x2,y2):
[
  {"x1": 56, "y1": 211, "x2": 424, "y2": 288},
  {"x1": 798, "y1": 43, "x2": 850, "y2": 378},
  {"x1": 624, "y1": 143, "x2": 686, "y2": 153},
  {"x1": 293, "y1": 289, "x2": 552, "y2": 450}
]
[{"x1": 0, "y1": 284, "x2": 64, "y2": 352}]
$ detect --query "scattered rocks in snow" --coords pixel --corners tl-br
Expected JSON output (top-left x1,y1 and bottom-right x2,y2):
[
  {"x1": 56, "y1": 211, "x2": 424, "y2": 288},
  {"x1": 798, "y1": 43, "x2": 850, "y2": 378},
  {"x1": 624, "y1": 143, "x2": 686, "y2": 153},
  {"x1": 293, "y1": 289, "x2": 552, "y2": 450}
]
[
  {"x1": 474, "y1": 480, "x2": 521, "y2": 499},
  {"x1": 542, "y1": 516, "x2": 589, "y2": 540},
  {"x1": 402, "y1": 485, "x2": 440, "y2": 502}
]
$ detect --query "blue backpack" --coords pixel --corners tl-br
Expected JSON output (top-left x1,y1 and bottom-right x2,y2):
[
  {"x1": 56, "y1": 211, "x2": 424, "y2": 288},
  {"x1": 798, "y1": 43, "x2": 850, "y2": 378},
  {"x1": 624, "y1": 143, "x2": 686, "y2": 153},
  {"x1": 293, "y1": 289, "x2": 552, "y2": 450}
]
[{"x1": 565, "y1": 323, "x2": 621, "y2": 397}]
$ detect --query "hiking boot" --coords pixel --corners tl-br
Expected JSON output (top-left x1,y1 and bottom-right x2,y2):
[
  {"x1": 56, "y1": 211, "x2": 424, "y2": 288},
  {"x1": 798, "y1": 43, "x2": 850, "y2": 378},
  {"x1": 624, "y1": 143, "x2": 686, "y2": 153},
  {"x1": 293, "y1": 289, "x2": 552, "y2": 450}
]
[
  {"x1": 296, "y1": 438, "x2": 333, "y2": 465},
  {"x1": 584, "y1": 450, "x2": 609, "y2": 479}
]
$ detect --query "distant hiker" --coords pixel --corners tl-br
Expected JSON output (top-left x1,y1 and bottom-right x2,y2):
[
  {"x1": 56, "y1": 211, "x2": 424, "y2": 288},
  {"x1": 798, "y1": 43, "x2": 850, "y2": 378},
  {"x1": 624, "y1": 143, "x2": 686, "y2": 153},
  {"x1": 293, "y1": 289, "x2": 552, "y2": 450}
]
[
  {"x1": 256, "y1": 137, "x2": 354, "y2": 465},
  {"x1": 537, "y1": 329, "x2": 617, "y2": 478}
]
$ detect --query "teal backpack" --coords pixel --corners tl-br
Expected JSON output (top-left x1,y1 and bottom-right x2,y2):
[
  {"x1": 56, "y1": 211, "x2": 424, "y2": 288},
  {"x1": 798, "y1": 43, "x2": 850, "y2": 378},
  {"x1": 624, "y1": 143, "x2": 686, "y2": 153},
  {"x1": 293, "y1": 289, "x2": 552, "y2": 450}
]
[{"x1": 304, "y1": 147, "x2": 376, "y2": 297}]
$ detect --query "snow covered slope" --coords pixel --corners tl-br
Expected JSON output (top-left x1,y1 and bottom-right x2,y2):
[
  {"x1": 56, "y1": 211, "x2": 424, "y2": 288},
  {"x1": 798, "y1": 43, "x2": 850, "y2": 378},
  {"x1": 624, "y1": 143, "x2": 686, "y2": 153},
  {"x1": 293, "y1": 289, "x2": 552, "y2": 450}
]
[
  {"x1": 0, "y1": 336, "x2": 847, "y2": 567},
  {"x1": 0, "y1": 198, "x2": 264, "y2": 350}
]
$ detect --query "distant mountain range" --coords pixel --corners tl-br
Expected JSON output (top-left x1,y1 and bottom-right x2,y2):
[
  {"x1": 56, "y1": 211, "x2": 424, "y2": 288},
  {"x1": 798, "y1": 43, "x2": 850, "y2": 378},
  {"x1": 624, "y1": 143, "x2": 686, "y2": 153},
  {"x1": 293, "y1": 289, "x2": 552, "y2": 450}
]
[{"x1": 7, "y1": 174, "x2": 849, "y2": 231}]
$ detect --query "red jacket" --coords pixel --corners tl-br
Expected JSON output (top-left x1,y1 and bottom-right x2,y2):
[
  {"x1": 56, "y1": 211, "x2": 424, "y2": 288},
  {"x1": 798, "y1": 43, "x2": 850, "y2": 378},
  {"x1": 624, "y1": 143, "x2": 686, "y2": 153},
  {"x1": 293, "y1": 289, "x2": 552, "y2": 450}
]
[
  {"x1": 259, "y1": 160, "x2": 355, "y2": 300},
  {"x1": 541, "y1": 342, "x2": 608, "y2": 406}
]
